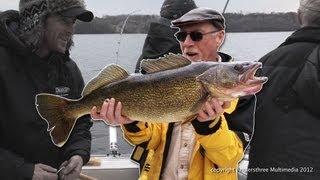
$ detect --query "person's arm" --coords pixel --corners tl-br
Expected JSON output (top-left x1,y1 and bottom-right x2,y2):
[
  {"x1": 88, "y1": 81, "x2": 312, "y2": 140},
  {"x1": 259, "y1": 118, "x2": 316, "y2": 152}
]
[
  {"x1": 0, "y1": 148, "x2": 59, "y2": 180},
  {"x1": 0, "y1": 70, "x2": 34, "y2": 179},
  {"x1": 0, "y1": 86, "x2": 58, "y2": 180},
  {"x1": 192, "y1": 98, "x2": 246, "y2": 168},
  {"x1": 292, "y1": 45, "x2": 320, "y2": 117},
  {"x1": 193, "y1": 116, "x2": 243, "y2": 168},
  {"x1": 0, "y1": 147, "x2": 34, "y2": 179},
  {"x1": 61, "y1": 115, "x2": 92, "y2": 164},
  {"x1": 224, "y1": 96, "x2": 255, "y2": 150},
  {"x1": 58, "y1": 114, "x2": 92, "y2": 180},
  {"x1": 122, "y1": 122, "x2": 162, "y2": 150}
]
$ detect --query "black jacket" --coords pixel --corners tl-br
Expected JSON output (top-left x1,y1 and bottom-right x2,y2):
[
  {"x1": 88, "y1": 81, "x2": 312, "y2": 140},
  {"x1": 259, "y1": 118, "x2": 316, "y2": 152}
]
[
  {"x1": 248, "y1": 27, "x2": 320, "y2": 179},
  {"x1": 0, "y1": 10, "x2": 92, "y2": 179},
  {"x1": 135, "y1": 17, "x2": 181, "y2": 73}
]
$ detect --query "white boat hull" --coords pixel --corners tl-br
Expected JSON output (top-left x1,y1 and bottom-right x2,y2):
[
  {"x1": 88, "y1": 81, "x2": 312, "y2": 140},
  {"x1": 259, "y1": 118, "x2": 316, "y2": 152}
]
[{"x1": 81, "y1": 155, "x2": 139, "y2": 180}]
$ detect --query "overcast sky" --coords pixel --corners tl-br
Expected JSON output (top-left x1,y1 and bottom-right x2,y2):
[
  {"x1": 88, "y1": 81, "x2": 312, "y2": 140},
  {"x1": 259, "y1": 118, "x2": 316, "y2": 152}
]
[{"x1": 1, "y1": 0, "x2": 300, "y2": 17}]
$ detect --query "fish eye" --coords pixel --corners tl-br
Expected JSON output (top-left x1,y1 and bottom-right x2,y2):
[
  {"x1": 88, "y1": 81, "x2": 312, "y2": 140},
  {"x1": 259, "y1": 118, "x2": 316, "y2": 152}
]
[{"x1": 234, "y1": 64, "x2": 244, "y2": 72}]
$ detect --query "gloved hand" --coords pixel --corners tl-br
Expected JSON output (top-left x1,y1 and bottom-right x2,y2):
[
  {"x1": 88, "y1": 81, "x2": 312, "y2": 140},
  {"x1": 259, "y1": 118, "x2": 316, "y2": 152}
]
[
  {"x1": 32, "y1": 163, "x2": 58, "y2": 180},
  {"x1": 58, "y1": 155, "x2": 83, "y2": 180}
]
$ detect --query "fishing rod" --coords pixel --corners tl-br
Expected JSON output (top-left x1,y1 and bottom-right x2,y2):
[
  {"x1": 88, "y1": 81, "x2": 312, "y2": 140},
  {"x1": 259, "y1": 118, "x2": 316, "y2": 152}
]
[
  {"x1": 115, "y1": 9, "x2": 141, "y2": 65},
  {"x1": 109, "y1": 9, "x2": 140, "y2": 157},
  {"x1": 222, "y1": 0, "x2": 230, "y2": 14}
]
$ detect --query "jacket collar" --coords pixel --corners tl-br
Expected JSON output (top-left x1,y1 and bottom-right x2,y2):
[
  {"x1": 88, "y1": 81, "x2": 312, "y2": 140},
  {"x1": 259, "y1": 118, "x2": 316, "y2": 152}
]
[
  {"x1": 280, "y1": 26, "x2": 320, "y2": 47},
  {"x1": 219, "y1": 51, "x2": 233, "y2": 62}
]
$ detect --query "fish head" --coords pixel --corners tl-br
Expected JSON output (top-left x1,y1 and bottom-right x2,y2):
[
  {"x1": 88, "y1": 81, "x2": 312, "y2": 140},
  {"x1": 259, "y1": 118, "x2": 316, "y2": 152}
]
[{"x1": 197, "y1": 61, "x2": 268, "y2": 100}]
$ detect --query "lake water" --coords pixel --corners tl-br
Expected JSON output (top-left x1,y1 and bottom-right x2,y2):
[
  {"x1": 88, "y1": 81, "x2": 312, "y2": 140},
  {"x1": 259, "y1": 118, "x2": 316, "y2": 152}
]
[{"x1": 70, "y1": 32, "x2": 292, "y2": 155}]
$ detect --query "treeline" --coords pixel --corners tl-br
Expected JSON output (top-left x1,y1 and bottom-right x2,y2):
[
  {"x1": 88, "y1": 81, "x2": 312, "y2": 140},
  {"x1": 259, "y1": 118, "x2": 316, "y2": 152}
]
[
  {"x1": 75, "y1": 12, "x2": 300, "y2": 34},
  {"x1": 224, "y1": 12, "x2": 299, "y2": 32},
  {"x1": 75, "y1": 14, "x2": 159, "y2": 34},
  {"x1": 0, "y1": 11, "x2": 299, "y2": 33}
]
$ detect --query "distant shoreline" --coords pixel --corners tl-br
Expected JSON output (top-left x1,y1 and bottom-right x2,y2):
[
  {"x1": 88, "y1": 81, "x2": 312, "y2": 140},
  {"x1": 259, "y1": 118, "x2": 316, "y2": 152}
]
[
  {"x1": 74, "y1": 12, "x2": 299, "y2": 34},
  {"x1": 0, "y1": 11, "x2": 299, "y2": 33}
]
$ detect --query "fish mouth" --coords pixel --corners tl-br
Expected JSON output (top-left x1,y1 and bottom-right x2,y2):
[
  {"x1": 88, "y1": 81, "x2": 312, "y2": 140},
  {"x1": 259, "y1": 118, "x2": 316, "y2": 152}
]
[
  {"x1": 240, "y1": 62, "x2": 268, "y2": 85},
  {"x1": 242, "y1": 83, "x2": 264, "y2": 95}
]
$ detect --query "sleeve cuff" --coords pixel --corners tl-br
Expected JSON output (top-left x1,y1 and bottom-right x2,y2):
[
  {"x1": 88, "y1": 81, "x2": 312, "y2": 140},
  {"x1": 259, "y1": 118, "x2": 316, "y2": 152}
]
[
  {"x1": 192, "y1": 117, "x2": 222, "y2": 135},
  {"x1": 66, "y1": 149, "x2": 90, "y2": 165},
  {"x1": 123, "y1": 121, "x2": 146, "y2": 133}
]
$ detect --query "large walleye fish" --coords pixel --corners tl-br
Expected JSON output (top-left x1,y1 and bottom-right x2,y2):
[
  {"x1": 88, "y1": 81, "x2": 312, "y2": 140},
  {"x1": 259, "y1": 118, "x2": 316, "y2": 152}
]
[{"x1": 36, "y1": 54, "x2": 267, "y2": 147}]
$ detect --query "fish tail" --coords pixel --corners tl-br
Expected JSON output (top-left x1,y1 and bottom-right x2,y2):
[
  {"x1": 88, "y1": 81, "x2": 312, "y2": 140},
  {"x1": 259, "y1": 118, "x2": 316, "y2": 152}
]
[{"x1": 35, "y1": 93, "x2": 77, "y2": 147}]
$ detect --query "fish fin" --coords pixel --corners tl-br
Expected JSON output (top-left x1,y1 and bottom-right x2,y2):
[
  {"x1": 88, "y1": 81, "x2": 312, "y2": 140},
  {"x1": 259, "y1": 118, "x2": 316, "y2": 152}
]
[
  {"x1": 140, "y1": 53, "x2": 191, "y2": 74},
  {"x1": 82, "y1": 64, "x2": 129, "y2": 96},
  {"x1": 35, "y1": 93, "x2": 77, "y2": 147},
  {"x1": 181, "y1": 114, "x2": 197, "y2": 125}
]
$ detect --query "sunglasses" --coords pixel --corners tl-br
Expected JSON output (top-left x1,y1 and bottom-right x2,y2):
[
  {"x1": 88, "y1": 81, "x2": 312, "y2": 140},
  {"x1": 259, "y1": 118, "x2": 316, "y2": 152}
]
[{"x1": 174, "y1": 29, "x2": 221, "y2": 42}]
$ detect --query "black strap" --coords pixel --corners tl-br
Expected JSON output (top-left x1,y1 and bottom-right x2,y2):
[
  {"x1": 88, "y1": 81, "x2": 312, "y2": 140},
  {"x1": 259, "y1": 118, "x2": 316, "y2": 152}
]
[{"x1": 199, "y1": 145, "x2": 206, "y2": 157}]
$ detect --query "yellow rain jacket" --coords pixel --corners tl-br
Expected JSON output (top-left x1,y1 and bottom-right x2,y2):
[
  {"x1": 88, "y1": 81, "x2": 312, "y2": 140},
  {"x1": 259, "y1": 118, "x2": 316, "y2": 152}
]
[{"x1": 122, "y1": 99, "x2": 244, "y2": 180}]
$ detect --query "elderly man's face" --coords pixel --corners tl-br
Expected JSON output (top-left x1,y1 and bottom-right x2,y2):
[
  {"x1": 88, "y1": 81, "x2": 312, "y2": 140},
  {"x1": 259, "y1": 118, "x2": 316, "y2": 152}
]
[
  {"x1": 177, "y1": 22, "x2": 225, "y2": 62},
  {"x1": 42, "y1": 14, "x2": 76, "y2": 54}
]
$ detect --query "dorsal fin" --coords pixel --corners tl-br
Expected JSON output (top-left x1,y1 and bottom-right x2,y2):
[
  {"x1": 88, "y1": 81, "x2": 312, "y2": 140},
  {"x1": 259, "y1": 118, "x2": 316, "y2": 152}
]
[
  {"x1": 140, "y1": 53, "x2": 192, "y2": 74},
  {"x1": 82, "y1": 64, "x2": 129, "y2": 96}
]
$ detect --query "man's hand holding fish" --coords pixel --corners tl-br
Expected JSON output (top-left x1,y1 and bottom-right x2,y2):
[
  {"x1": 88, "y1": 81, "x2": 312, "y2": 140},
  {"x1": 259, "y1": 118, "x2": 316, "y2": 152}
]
[{"x1": 91, "y1": 98, "x2": 134, "y2": 125}]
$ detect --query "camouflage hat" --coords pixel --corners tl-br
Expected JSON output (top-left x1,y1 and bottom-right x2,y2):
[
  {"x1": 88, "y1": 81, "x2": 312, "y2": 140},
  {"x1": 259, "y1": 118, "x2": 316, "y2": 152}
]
[
  {"x1": 19, "y1": 0, "x2": 93, "y2": 49},
  {"x1": 171, "y1": 7, "x2": 225, "y2": 29}
]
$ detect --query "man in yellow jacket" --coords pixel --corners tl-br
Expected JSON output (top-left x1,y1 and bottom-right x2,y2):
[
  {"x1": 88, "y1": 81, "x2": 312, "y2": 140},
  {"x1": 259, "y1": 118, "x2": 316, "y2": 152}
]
[{"x1": 91, "y1": 7, "x2": 254, "y2": 180}]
